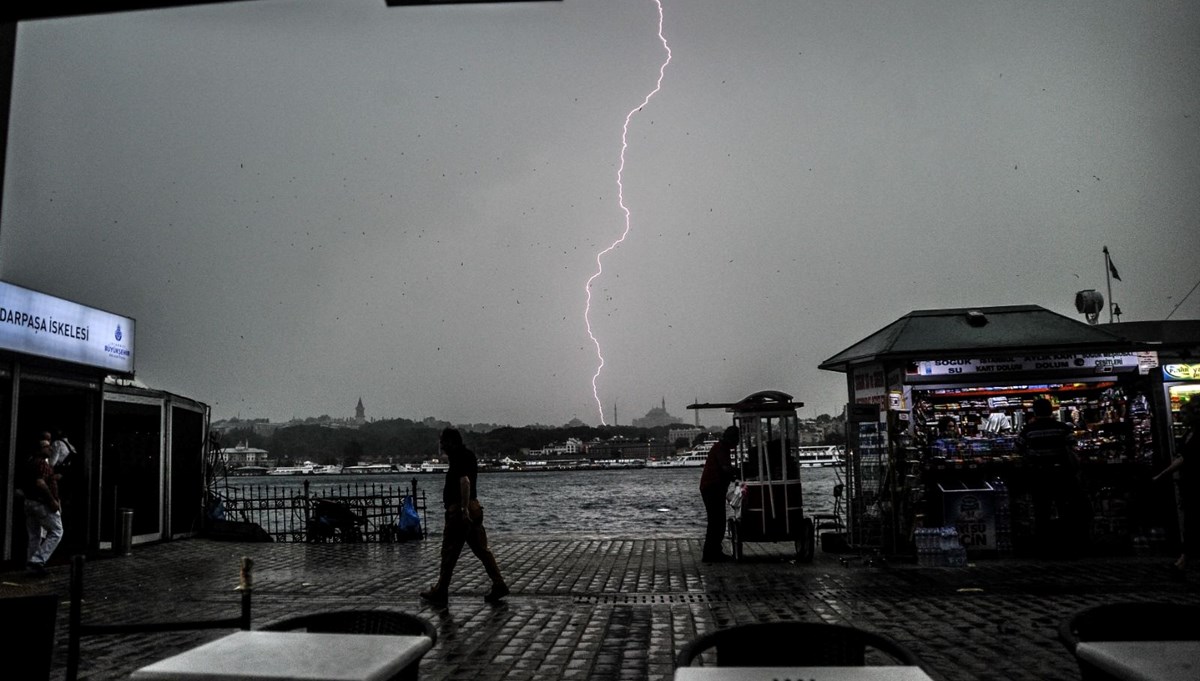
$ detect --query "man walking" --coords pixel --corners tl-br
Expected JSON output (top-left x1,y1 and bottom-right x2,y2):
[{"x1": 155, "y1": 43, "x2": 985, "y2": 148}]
[
  {"x1": 420, "y1": 428, "x2": 509, "y2": 607},
  {"x1": 23, "y1": 439, "x2": 63, "y2": 574},
  {"x1": 699, "y1": 426, "x2": 739, "y2": 563}
]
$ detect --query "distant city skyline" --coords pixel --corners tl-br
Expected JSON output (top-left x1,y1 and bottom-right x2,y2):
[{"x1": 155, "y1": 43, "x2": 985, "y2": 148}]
[{"x1": 212, "y1": 393, "x2": 842, "y2": 431}]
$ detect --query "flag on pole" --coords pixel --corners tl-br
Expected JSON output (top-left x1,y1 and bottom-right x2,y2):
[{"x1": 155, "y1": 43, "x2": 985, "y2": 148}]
[{"x1": 1103, "y1": 246, "x2": 1122, "y2": 281}]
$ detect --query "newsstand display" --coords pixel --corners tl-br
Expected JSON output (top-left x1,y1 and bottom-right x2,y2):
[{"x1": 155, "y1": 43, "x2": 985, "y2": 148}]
[
  {"x1": 819, "y1": 305, "x2": 1181, "y2": 561},
  {"x1": 910, "y1": 378, "x2": 1157, "y2": 555}
]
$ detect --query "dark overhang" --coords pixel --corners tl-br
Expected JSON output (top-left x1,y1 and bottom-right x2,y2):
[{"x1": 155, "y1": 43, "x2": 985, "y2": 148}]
[
  {"x1": 819, "y1": 305, "x2": 1142, "y2": 373},
  {"x1": 2, "y1": 1, "x2": 560, "y2": 23}
]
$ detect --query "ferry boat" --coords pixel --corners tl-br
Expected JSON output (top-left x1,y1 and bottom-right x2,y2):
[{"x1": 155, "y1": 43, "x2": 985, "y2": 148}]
[
  {"x1": 793, "y1": 445, "x2": 844, "y2": 468},
  {"x1": 267, "y1": 462, "x2": 319, "y2": 475},
  {"x1": 342, "y1": 463, "x2": 401, "y2": 475},
  {"x1": 590, "y1": 458, "x2": 646, "y2": 470},
  {"x1": 228, "y1": 465, "x2": 270, "y2": 476},
  {"x1": 418, "y1": 460, "x2": 450, "y2": 473},
  {"x1": 646, "y1": 439, "x2": 719, "y2": 468},
  {"x1": 266, "y1": 462, "x2": 342, "y2": 475}
]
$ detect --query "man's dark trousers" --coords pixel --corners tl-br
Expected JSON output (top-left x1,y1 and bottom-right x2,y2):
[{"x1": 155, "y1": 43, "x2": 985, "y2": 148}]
[{"x1": 702, "y1": 486, "x2": 728, "y2": 560}]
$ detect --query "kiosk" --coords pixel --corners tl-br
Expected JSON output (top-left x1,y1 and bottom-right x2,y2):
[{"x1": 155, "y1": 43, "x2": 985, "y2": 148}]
[{"x1": 820, "y1": 305, "x2": 1170, "y2": 557}]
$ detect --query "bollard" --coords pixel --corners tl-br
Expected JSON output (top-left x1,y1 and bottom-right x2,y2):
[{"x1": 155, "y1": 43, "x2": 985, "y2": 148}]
[{"x1": 116, "y1": 508, "x2": 134, "y2": 556}]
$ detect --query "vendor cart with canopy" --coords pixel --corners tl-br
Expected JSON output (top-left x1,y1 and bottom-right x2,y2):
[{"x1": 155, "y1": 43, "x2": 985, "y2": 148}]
[{"x1": 689, "y1": 391, "x2": 815, "y2": 562}]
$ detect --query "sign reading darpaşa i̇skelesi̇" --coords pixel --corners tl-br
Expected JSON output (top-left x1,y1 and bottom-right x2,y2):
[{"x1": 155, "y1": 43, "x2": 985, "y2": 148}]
[{"x1": 0, "y1": 280, "x2": 135, "y2": 375}]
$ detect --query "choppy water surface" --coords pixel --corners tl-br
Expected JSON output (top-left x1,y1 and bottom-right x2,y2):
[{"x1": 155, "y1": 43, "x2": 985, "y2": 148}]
[{"x1": 225, "y1": 467, "x2": 844, "y2": 538}]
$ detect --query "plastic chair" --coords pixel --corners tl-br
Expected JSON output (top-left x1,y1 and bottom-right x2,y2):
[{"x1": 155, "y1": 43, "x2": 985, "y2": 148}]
[
  {"x1": 1058, "y1": 602, "x2": 1200, "y2": 680},
  {"x1": 66, "y1": 554, "x2": 252, "y2": 681},
  {"x1": 675, "y1": 621, "x2": 927, "y2": 669},
  {"x1": 260, "y1": 609, "x2": 436, "y2": 681}
]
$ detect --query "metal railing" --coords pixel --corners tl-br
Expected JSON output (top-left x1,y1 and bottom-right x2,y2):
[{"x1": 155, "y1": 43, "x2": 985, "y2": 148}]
[{"x1": 210, "y1": 478, "x2": 428, "y2": 543}]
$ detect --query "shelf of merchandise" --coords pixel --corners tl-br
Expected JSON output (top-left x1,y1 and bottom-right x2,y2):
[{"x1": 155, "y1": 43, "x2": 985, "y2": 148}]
[{"x1": 909, "y1": 381, "x2": 1156, "y2": 554}]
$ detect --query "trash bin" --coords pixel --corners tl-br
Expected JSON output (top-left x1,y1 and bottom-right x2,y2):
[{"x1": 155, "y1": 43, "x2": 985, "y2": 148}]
[
  {"x1": 0, "y1": 594, "x2": 58, "y2": 680},
  {"x1": 116, "y1": 507, "x2": 134, "y2": 556}
]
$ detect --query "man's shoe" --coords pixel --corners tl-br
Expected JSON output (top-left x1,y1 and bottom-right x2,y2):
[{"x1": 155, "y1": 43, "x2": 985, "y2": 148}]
[
  {"x1": 483, "y1": 583, "x2": 510, "y2": 603},
  {"x1": 419, "y1": 587, "x2": 448, "y2": 607},
  {"x1": 702, "y1": 554, "x2": 731, "y2": 564},
  {"x1": 25, "y1": 562, "x2": 47, "y2": 576}
]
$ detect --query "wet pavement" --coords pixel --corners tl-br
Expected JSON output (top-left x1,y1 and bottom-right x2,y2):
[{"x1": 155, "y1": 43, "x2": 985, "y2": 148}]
[{"x1": 3, "y1": 534, "x2": 1198, "y2": 680}]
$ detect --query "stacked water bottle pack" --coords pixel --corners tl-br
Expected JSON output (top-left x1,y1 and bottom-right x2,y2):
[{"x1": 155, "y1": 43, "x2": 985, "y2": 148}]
[
  {"x1": 915, "y1": 526, "x2": 968, "y2": 567},
  {"x1": 992, "y1": 478, "x2": 1013, "y2": 554}
]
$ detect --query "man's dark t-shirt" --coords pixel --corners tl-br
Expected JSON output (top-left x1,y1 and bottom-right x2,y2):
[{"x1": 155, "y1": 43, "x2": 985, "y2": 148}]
[
  {"x1": 1018, "y1": 418, "x2": 1076, "y2": 468},
  {"x1": 442, "y1": 446, "x2": 479, "y2": 509}
]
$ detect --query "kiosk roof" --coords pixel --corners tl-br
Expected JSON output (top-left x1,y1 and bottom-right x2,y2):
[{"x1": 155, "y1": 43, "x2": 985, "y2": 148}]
[{"x1": 819, "y1": 305, "x2": 1138, "y2": 373}]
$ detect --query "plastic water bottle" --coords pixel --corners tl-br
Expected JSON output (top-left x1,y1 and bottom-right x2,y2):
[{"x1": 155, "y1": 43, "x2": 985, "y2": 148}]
[{"x1": 917, "y1": 527, "x2": 934, "y2": 566}]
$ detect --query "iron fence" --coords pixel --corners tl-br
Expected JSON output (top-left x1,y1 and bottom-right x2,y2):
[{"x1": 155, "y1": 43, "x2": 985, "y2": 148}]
[{"x1": 210, "y1": 478, "x2": 429, "y2": 543}]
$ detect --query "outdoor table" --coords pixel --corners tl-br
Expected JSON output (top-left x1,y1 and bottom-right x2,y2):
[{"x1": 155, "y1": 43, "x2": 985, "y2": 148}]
[
  {"x1": 673, "y1": 666, "x2": 935, "y2": 681},
  {"x1": 1073, "y1": 640, "x2": 1200, "y2": 681},
  {"x1": 129, "y1": 630, "x2": 434, "y2": 681}
]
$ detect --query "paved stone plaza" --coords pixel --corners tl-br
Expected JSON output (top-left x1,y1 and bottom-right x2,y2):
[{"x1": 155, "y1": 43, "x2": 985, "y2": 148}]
[{"x1": 3, "y1": 535, "x2": 1198, "y2": 680}]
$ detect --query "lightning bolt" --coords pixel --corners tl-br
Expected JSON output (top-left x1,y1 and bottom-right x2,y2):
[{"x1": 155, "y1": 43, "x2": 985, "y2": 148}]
[{"x1": 584, "y1": 0, "x2": 672, "y2": 426}]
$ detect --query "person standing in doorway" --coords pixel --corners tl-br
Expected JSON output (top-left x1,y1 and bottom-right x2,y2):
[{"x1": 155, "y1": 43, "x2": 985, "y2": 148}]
[
  {"x1": 22, "y1": 439, "x2": 62, "y2": 575},
  {"x1": 1153, "y1": 398, "x2": 1200, "y2": 579},
  {"x1": 1017, "y1": 397, "x2": 1087, "y2": 556},
  {"x1": 420, "y1": 428, "x2": 508, "y2": 607},
  {"x1": 699, "y1": 426, "x2": 740, "y2": 563}
]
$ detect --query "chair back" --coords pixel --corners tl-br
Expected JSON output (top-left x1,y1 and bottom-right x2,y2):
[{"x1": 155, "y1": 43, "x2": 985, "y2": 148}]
[
  {"x1": 675, "y1": 621, "x2": 923, "y2": 669},
  {"x1": 66, "y1": 554, "x2": 251, "y2": 681},
  {"x1": 260, "y1": 608, "x2": 437, "y2": 644},
  {"x1": 1059, "y1": 602, "x2": 1200, "y2": 652}
]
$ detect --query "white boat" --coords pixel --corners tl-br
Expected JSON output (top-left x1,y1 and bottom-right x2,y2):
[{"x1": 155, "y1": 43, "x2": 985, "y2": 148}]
[
  {"x1": 646, "y1": 439, "x2": 718, "y2": 468},
  {"x1": 228, "y1": 465, "x2": 270, "y2": 476},
  {"x1": 342, "y1": 463, "x2": 401, "y2": 475},
  {"x1": 793, "y1": 445, "x2": 844, "y2": 468},
  {"x1": 312, "y1": 464, "x2": 343, "y2": 475},
  {"x1": 267, "y1": 461, "x2": 319, "y2": 475},
  {"x1": 590, "y1": 458, "x2": 646, "y2": 469},
  {"x1": 419, "y1": 460, "x2": 450, "y2": 473}
]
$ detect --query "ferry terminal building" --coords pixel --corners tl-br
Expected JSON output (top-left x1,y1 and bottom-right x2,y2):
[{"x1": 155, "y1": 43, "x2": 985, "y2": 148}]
[{"x1": 1, "y1": 280, "x2": 209, "y2": 567}]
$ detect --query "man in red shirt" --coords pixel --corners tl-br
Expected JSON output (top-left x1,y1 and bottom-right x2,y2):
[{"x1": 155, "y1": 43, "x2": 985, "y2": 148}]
[
  {"x1": 699, "y1": 426, "x2": 740, "y2": 563},
  {"x1": 22, "y1": 439, "x2": 62, "y2": 574}
]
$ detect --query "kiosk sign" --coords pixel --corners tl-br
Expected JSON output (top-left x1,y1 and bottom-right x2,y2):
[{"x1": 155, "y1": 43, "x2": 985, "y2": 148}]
[
  {"x1": 912, "y1": 353, "x2": 1146, "y2": 377},
  {"x1": 1164, "y1": 364, "x2": 1200, "y2": 381},
  {"x1": 0, "y1": 280, "x2": 135, "y2": 374}
]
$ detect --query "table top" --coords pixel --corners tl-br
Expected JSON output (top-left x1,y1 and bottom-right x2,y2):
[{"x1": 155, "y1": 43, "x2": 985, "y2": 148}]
[
  {"x1": 673, "y1": 666, "x2": 935, "y2": 681},
  {"x1": 130, "y1": 630, "x2": 434, "y2": 681},
  {"x1": 1074, "y1": 640, "x2": 1200, "y2": 681}
]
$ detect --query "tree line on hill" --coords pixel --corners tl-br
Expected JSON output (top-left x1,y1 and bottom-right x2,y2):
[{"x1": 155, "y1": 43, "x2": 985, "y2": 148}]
[{"x1": 217, "y1": 414, "x2": 844, "y2": 467}]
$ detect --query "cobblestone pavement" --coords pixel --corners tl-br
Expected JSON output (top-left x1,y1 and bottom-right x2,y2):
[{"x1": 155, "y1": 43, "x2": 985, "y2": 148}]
[{"x1": 3, "y1": 535, "x2": 1198, "y2": 681}]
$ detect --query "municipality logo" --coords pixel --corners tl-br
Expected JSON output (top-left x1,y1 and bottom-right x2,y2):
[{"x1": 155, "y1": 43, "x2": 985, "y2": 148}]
[{"x1": 104, "y1": 325, "x2": 131, "y2": 360}]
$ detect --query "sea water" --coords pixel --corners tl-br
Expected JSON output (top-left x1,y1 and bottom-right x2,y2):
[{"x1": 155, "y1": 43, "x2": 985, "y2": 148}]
[{"x1": 220, "y1": 467, "x2": 844, "y2": 538}]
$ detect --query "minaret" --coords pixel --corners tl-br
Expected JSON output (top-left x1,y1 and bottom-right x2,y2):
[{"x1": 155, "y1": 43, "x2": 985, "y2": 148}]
[{"x1": 613, "y1": 401, "x2": 618, "y2": 427}]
